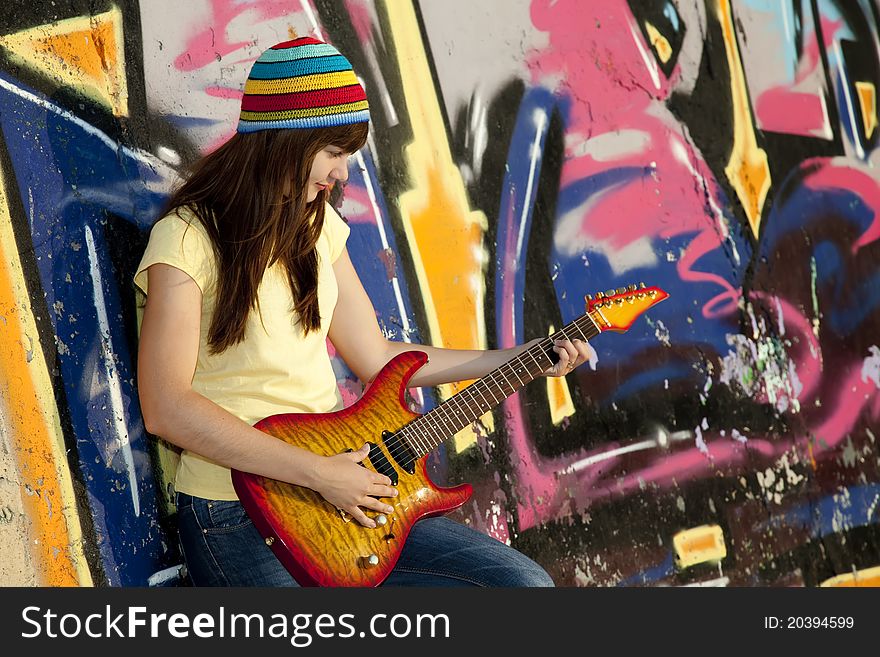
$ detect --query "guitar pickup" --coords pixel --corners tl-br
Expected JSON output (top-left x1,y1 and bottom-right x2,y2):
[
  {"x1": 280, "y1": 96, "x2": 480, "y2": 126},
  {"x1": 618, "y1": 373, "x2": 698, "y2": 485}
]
[
  {"x1": 382, "y1": 431, "x2": 416, "y2": 475},
  {"x1": 365, "y1": 441, "x2": 399, "y2": 486}
]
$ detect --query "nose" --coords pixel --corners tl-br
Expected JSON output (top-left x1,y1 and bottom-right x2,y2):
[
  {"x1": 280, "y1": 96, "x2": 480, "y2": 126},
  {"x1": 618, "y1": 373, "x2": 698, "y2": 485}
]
[{"x1": 332, "y1": 159, "x2": 350, "y2": 183}]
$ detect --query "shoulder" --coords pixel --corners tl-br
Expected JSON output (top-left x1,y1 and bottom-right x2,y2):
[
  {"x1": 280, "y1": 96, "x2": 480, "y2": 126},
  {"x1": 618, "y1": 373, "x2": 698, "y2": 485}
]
[
  {"x1": 153, "y1": 205, "x2": 209, "y2": 237},
  {"x1": 135, "y1": 206, "x2": 216, "y2": 296}
]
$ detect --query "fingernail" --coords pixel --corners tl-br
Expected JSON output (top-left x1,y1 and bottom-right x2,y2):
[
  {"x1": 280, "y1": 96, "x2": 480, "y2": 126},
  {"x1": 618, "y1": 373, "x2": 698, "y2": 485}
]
[
  {"x1": 386, "y1": 506, "x2": 394, "y2": 513},
  {"x1": 368, "y1": 521, "x2": 376, "y2": 528}
]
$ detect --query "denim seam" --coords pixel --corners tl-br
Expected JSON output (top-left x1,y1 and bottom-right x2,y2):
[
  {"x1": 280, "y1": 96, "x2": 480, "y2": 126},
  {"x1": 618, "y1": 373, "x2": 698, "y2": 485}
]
[
  {"x1": 190, "y1": 502, "x2": 230, "y2": 586},
  {"x1": 389, "y1": 565, "x2": 488, "y2": 587},
  {"x1": 204, "y1": 503, "x2": 253, "y2": 535},
  {"x1": 202, "y1": 520, "x2": 254, "y2": 535}
]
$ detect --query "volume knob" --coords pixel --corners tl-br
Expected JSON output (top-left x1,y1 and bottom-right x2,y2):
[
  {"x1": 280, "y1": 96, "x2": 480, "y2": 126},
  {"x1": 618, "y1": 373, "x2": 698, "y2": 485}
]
[
  {"x1": 362, "y1": 554, "x2": 380, "y2": 568},
  {"x1": 375, "y1": 514, "x2": 388, "y2": 526}
]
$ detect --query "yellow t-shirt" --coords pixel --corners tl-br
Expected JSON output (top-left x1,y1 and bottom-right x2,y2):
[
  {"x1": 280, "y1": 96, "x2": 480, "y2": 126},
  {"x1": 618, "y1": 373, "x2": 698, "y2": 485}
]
[{"x1": 133, "y1": 203, "x2": 350, "y2": 500}]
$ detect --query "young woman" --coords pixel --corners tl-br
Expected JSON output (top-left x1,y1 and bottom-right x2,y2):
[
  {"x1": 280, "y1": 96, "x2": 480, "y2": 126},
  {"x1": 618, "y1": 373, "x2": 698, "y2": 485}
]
[{"x1": 134, "y1": 36, "x2": 591, "y2": 587}]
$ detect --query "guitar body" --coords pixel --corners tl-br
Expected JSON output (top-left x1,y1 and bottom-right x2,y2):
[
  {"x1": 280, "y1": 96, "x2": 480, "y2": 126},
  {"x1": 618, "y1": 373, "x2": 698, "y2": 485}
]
[
  {"x1": 232, "y1": 350, "x2": 472, "y2": 587},
  {"x1": 232, "y1": 284, "x2": 668, "y2": 587}
]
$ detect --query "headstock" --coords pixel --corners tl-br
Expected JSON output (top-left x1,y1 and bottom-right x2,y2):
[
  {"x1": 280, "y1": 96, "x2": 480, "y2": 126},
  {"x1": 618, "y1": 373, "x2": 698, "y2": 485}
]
[{"x1": 585, "y1": 283, "x2": 669, "y2": 332}]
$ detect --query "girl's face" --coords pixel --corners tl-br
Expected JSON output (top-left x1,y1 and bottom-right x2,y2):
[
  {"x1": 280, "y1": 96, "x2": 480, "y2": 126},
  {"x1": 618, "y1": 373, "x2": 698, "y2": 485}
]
[{"x1": 306, "y1": 145, "x2": 352, "y2": 202}]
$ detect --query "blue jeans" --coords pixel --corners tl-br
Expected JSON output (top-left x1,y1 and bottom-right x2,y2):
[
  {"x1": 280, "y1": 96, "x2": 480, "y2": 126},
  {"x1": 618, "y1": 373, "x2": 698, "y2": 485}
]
[{"x1": 176, "y1": 493, "x2": 554, "y2": 587}]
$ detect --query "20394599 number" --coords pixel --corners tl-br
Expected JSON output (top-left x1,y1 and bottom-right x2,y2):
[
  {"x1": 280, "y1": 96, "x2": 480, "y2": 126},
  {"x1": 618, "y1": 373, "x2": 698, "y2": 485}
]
[{"x1": 764, "y1": 616, "x2": 854, "y2": 629}]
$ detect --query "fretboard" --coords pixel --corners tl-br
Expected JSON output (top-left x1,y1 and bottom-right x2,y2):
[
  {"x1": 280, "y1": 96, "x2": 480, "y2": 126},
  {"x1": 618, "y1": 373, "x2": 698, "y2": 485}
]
[{"x1": 396, "y1": 311, "x2": 602, "y2": 458}]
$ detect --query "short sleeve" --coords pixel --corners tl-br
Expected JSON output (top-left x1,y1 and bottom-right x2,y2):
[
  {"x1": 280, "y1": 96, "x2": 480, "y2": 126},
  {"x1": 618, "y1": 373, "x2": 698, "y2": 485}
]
[
  {"x1": 323, "y1": 202, "x2": 351, "y2": 262},
  {"x1": 134, "y1": 209, "x2": 216, "y2": 296}
]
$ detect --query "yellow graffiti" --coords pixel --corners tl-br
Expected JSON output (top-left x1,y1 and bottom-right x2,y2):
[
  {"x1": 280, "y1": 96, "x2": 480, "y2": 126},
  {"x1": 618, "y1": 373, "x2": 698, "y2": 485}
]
[
  {"x1": 644, "y1": 21, "x2": 673, "y2": 64},
  {"x1": 673, "y1": 524, "x2": 727, "y2": 568},
  {"x1": 0, "y1": 166, "x2": 93, "y2": 586},
  {"x1": 0, "y1": 7, "x2": 128, "y2": 117},
  {"x1": 546, "y1": 325, "x2": 575, "y2": 424},
  {"x1": 385, "y1": 1, "x2": 491, "y2": 452},
  {"x1": 717, "y1": 0, "x2": 771, "y2": 239},
  {"x1": 820, "y1": 565, "x2": 880, "y2": 587},
  {"x1": 855, "y1": 81, "x2": 877, "y2": 139}
]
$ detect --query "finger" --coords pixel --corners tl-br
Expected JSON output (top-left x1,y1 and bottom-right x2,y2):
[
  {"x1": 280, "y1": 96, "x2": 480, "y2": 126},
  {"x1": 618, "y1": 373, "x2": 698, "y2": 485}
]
[
  {"x1": 361, "y1": 496, "x2": 395, "y2": 514},
  {"x1": 552, "y1": 341, "x2": 569, "y2": 365},
  {"x1": 373, "y1": 473, "x2": 393, "y2": 487},
  {"x1": 573, "y1": 339, "x2": 592, "y2": 364},
  {"x1": 370, "y1": 483, "x2": 398, "y2": 498},
  {"x1": 350, "y1": 444, "x2": 371, "y2": 462},
  {"x1": 554, "y1": 341, "x2": 572, "y2": 373},
  {"x1": 350, "y1": 508, "x2": 377, "y2": 528}
]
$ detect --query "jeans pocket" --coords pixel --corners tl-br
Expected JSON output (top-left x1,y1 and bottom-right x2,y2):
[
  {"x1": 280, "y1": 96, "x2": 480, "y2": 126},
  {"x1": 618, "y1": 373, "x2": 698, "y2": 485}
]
[{"x1": 203, "y1": 499, "x2": 253, "y2": 534}]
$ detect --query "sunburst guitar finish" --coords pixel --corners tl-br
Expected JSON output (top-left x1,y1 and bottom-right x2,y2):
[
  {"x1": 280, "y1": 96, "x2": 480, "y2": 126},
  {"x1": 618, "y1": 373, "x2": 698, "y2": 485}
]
[
  {"x1": 232, "y1": 284, "x2": 669, "y2": 586},
  {"x1": 232, "y1": 351, "x2": 471, "y2": 587}
]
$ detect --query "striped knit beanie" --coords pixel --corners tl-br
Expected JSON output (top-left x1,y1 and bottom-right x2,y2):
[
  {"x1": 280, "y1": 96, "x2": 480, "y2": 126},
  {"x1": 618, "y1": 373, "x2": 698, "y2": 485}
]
[{"x1": 237, "y1": 37, "x2": 369, "y2": 133}]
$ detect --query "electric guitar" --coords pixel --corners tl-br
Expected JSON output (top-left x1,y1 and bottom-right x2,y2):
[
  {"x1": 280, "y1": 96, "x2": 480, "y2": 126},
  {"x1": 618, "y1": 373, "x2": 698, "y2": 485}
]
[{"x1": 232, "y1": 283, "x2": 668, "y2": 586}]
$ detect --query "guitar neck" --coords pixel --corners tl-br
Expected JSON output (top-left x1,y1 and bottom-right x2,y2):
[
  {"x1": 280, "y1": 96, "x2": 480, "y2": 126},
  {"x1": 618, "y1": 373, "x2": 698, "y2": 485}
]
[{"x1": 399, "y1": 312, "x2": 602, "y2": 458}]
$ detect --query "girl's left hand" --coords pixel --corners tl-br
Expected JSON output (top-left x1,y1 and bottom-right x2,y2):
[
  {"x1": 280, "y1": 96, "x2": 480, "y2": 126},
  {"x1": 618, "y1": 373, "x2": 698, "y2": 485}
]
[{"x1": 543, "y1": 338, "x2": 594, "y2": 377}]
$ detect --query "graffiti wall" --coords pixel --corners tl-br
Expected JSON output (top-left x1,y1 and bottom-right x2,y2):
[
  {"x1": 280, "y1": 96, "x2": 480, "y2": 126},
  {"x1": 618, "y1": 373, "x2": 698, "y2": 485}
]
[{"x1": 0, "y1": 0, "x2": 878, "y2": 587}]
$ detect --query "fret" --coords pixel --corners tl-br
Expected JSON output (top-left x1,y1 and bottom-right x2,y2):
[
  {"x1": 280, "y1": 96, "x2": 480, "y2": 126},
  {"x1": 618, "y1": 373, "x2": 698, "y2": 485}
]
[
  {"x1": 507, "y1": 362, "x2": 526, "y2": 387},
  {"x1": 524, "y1": 347, "x2": 549, "y2": 375},
  {"x1": 463, "y1": 387, "x2": 486, "y2": 416},
  {"x1": 570, "y1": 320, "x2": 589, "y2": 342},
  {"x1": 432, "y1": 407, "x2": 456, "y2": 440},
  {"x1": 514, "y1": 357, "x2": 536, "y2": 383},
  {"x1": 399, "y1": 428, "x2": 421, "y2": 459},
  {"x1": 496, "y1": 369, "x2": 516, "y2": 396},
  {"x1": 391, "y1": 310, "x2": 610, "y2": 464},
  {"x1": 472, "y1": 383, "x2": 494, "y2": 410},
  {"x1": 408, "y1": 424, "x2": 431, "y2": 456},
  {"x1": 449, "y1": 392, "x2": 469, "y2": 429},
  {"x1": 400, "y1": 426, "x2": 425, "y2": 458},
  {"x1": 583, "y1": 313, "x2": 601, "y2": 335},
  {"x1": 482, "y1": 382, "x2": 500, "y2": 405},
  {"x1": 418, "y1": 414, "x2": 443, "y2": 450}
]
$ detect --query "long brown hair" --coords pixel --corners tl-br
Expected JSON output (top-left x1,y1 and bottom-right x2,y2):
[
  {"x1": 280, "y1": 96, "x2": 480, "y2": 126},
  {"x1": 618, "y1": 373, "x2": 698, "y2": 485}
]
[{"x1": 162, "y1": 123, "x2": 368, "y2": 355}]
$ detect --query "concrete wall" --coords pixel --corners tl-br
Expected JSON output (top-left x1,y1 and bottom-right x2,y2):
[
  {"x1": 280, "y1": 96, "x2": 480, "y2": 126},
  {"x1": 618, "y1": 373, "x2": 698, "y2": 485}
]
[{"x1": 0, "y1": 0, "x2": 878, "y2": 587}]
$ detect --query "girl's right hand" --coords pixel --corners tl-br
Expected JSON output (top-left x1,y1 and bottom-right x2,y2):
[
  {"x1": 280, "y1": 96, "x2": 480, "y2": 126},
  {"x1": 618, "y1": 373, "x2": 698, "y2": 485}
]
[{"x1": 313, "y1": 444, "x2": 398, "y2": 528}]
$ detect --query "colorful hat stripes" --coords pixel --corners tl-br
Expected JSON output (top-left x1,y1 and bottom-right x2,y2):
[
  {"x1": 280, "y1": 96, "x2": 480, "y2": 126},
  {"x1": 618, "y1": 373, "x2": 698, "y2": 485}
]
[{"x1": 237, "y1": 37, "x2": 369, "y2": 133}]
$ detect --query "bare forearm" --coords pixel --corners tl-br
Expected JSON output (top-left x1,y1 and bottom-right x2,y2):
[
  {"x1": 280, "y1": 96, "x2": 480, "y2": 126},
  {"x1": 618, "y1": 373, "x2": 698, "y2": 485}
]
[
  {"x1": 145, "y1": 390, "x2": 323, "y2": 489},
  {"x1": 381, "y1": 340, "x2": 537, "y2": 388}
]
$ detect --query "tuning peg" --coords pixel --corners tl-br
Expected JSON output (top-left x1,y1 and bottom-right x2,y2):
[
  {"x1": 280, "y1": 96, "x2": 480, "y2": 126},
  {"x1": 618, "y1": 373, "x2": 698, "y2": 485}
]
[
  {"x1": 639, "y1": 282, "x2": 646, "y2": 289},
  {"x1": 628, "y1": 284, "x2": 637, "y2": 291},
  {"x1": 605, "y1": 289, "x2": 616, "y2": 296},
  {"x1": 585, "y1": 294, "x2": 593, "y2": 301},
  {"x1": 616, "y1": 287, "x2": 627, "y2": 294},
  {"x1": 596, "y1": 291, "x2": 604, "y2": 299}
]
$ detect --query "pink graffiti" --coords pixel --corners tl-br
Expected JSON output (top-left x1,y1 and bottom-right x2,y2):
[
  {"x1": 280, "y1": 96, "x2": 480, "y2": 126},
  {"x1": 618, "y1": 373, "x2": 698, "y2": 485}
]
[
  {"x1": 755, "y1": 90, "x2": 828, "y2": 137},
  {"x1": 343, "y1": 0, "x2": 376, "y2": 45},
  {"x1": 204, "y1": 86, "x2": 244, "y2": 100},
  {"x1": 528, "y1": 0, "x2": 741, "y2": 320},
  {"x1": 336, "y1": 184, "x2": 379, "y2": 224},
  {"x1": 799, "y1": 157, "x2": 880, "y2": 253},
  {"x1": 173, "y1": 0, "x2": 295, "y2": 72},
  {"x1": 504, "y1": 0, "x2": 755, "y2": 528},
  {"x1": 597, "y1": 437, "x2": 776, "y2": 503},
  {"x1": 753, "y1": 17, "x2": 844, "y2": 136},
  {"x1": 170, "y1": 0, "x2": 309, "y2": 151}
]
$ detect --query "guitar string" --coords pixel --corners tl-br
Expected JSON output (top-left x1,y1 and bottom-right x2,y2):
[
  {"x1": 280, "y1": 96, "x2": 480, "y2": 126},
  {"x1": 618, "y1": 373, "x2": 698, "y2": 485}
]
[
  {"x1": 385, "y1": 312, "x2": 600, "y2": 464},
  {"x1": 375, "y1": 309, "x2": 605, "y2": 468},
  {"x1": 403, "y1": 313, "x2": 599, "y2": 454}
]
